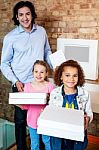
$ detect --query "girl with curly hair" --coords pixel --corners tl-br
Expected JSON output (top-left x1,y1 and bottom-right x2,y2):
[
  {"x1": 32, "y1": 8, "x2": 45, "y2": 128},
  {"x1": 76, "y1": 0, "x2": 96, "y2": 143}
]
[{"x1": 49, "y1": 59, "x2": 93, "y2": 150}]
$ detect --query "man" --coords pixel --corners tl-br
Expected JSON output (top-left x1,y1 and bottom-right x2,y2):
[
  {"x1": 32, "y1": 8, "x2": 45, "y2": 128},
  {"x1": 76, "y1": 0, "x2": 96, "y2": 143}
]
[{"x1": 1, "y1": 1, "x2": 52, "y2": 150}]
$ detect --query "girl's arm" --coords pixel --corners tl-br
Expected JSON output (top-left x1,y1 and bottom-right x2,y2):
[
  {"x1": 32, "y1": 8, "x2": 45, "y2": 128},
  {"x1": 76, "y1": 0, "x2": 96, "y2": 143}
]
[
  {"x1": 49, "y1": 88, "x2": 63, "y2": 106},
  {"x1": 15, "y1": 104, "x2": 22, "y2": 108},
  {"x1": 83, "y1": 91, "x2": 93, "y2": 130},
  {"x1": 15, "y1": 104, "x2": 29, "y2": 110},
  {"x1": 84, "y1": 114, "x2": 90, "y2": 130},
  {"x1": 85, "y1": 92, "x2": 93, "y2": 123}
]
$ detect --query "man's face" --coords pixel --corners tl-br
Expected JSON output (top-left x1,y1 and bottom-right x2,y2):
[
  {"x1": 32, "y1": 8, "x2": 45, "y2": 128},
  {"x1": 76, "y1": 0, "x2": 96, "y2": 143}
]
[{"x1": 17, "y1": 6, "x2": 33, "y2": 32}]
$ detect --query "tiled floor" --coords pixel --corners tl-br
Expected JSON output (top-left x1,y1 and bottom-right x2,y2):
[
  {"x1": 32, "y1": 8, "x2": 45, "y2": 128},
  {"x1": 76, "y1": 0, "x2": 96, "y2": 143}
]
[
  {"x1": 9, "y1": 142, "x2": 99, "y2": 150},
  {"x1": 8, "y1": 136, "x2": 30, "y2": 150},
  {"x1": 87, "y1": 143, "x2": 99, "y2": 150},
  {"x1": 9, "y1": 144, "x2": 99, "y2": 150},
  {"x1": 8, "y1": 145, "x2": 16, "y2": 150},
  {"x1": 9, "y1": 135, "x2": 99, "y2": 150},
  {"x1": 87, "y1": 135, "x2": 99, "y2": 150}
]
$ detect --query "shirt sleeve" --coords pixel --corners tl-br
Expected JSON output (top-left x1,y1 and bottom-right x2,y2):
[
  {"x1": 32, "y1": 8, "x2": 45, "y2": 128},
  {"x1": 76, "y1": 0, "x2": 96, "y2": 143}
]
[
  {"x1": 48, "y1": 82, "x2": 55, "y2": 93},
  {"x1": 1, "y1": 35, "x2": 18, "y2": 84},
  {"x1": 85, "y1": 92, "x2": 93, "y2": 123},
  {"x1": 49, "y1": 89, "x2": 56, "y2": 106},
  {"x1": 44, "y1": 30, "x2": 53, "y2": 69}
]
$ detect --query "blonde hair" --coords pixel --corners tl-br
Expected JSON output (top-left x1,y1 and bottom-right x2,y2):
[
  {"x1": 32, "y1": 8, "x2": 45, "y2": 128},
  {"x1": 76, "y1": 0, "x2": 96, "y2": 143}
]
[{"x1": 33, "y1": 60, "x2": 49, "y2": 81}]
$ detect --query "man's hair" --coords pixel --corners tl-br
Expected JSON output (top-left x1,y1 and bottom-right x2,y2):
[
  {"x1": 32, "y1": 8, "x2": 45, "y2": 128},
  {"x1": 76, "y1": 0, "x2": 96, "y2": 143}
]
[{"x1": 12, "y1": 1, "x2": 37, "y2": 25}]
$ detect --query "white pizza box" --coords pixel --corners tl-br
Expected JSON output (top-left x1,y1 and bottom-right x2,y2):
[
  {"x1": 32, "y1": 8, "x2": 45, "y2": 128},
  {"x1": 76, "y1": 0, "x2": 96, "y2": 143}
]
[
  {"x1": 9, "y1": 92, "x2": 47, "y2": 104},
  {"x1": 49, "y1": 50, "x2": 66, "y2": 69},
  {"x1": 37, "y1": 105, "x2": 84, "y2": 141}
]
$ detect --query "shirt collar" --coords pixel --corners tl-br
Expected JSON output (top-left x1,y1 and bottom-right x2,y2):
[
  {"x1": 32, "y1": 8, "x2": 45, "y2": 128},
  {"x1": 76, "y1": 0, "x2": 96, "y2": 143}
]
[
  {"x1": 61, "y1": 84, "x2": 78, "y2": 97},
  {"x1": 18, "y1": 24, "x2": 37, "y2": 33},
  {"x1": 77, "y1": 86, "x2": 85, "y2": 96}
]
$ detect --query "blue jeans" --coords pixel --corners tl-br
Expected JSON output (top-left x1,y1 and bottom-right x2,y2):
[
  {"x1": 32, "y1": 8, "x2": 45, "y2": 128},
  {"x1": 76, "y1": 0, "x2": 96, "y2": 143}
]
[
  {"x1": 29, "y1": 127, "x2": 51, "y2": 150},
  {"x1": 74, "y1": 130, "x2": 88, "y2": 150},
  {"x1": 51, "y1": 137, "x2": 62, "y2": 150},
  {"x1": 51, "y1": 130, "x2": 88, "y2": 150}
]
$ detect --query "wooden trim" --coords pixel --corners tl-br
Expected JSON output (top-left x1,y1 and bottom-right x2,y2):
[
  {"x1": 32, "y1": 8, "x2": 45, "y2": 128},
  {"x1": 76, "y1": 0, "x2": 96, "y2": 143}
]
[{"x1": 88, "y1": 135, "x2": 99, "y2": 145}]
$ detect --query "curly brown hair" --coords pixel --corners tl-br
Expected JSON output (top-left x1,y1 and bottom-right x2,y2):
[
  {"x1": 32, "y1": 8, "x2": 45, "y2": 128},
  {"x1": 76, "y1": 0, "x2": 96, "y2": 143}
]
[{"x1": 54, "y1": 59, "x2": 85, "y2": 87}]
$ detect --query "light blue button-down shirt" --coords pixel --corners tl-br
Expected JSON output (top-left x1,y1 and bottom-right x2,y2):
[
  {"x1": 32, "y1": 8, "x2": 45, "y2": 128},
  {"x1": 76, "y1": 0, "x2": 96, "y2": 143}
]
[{"x1": 1, "y1": 24, "x2": 52, "y2": 84}]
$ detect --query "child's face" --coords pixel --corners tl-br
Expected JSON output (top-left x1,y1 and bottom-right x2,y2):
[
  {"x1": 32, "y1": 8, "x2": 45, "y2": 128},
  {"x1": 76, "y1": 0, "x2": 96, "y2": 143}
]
[
  {"x1": 33, "y1": 64, "x2": 47, "y2": 82},
  {"x1": 61, "y1": 66, "x2": 78, "y2": 88}
]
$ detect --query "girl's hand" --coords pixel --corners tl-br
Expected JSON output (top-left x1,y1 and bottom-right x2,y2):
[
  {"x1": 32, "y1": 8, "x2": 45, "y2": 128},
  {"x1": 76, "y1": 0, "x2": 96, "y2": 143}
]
[
  {"x1": 84, "y1": 114, "x2": 90, "y2": 130},
  {"x1": 41, "y1": 109, "x2": 44, "y2": 113}
]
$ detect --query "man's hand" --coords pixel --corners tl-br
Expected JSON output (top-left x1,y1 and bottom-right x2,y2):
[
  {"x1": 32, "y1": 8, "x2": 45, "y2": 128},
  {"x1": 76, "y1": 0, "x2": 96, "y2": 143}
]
[{"x1": 16, "y1": 81, "x2": 24, "y2": 92}]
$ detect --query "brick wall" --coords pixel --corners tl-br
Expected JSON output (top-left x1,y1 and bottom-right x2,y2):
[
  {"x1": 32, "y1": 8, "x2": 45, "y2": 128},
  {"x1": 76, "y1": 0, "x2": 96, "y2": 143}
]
[
  {"x1": 0, "y1": 0, "x2": 99, "y2": 135},
  {"x1": 1, "y1": 0, "x2": 99, "y2": 53}
]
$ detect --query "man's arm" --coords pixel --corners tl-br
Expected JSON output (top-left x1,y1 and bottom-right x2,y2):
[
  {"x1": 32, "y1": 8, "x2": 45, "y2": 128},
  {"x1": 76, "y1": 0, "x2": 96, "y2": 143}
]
[
  {"x1": 44, "y1": 31, "x2": 53, "y2": 69},
  {"x1": 1, "y1": 35, "x2": 18, "y2": 85}
]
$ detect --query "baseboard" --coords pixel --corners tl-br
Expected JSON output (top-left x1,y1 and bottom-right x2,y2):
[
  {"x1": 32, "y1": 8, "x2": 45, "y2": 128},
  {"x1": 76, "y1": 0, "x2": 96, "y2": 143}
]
[{"x1": 88, "y1": 135, "x2": 99, "y2": 145}]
